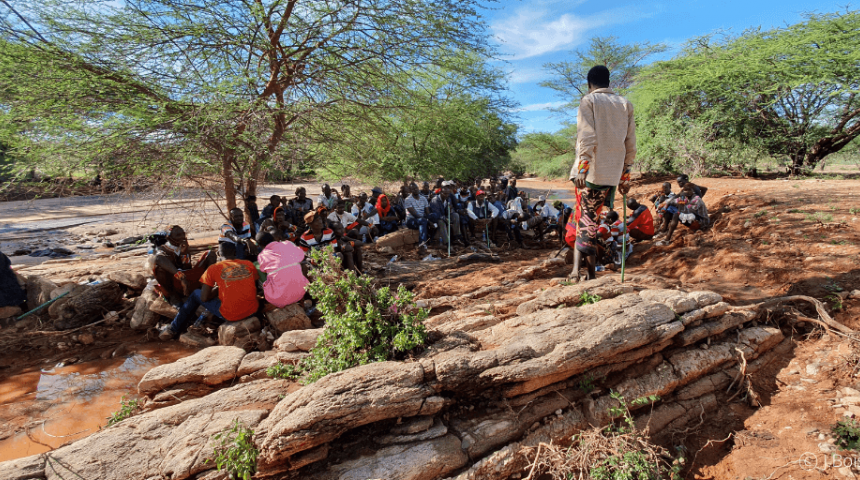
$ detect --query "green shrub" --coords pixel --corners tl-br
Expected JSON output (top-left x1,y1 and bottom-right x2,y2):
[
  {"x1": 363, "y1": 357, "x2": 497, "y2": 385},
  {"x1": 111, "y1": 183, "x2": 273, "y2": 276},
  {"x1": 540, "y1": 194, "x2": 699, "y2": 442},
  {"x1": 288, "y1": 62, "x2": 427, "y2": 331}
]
[
  {"x1": 577, "y1": 292, "x2": 602, "y2": 306},
  {"x1": 207, "y1": 419, "x2": 258, "y2": 480},
  {"x1": 832, "y1": 418, "x2": 860, "y2": 451},
  {"x1": 106, "y1": 396, "x2": 141, "y2": 426},
  {"x1": 804, "y1": 212, "x2": 833, "y2": 223},
  {"x1": 270, "y1": 245, "x2": 428, "y2": 384}
]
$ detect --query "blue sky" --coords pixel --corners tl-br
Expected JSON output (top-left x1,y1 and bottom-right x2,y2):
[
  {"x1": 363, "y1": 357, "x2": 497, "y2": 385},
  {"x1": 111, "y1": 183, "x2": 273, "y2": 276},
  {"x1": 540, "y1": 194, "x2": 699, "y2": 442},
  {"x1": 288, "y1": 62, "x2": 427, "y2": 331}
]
[{"x1": 486, "y1": 0, "x2": 850, "y2": 135}]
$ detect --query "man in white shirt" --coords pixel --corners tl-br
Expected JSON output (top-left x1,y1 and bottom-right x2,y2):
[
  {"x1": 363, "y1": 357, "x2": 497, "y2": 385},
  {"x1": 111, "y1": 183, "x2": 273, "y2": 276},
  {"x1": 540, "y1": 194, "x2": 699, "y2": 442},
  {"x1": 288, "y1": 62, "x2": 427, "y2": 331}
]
[
  {"x1": 404, "y1": 184, "x2": 430, "y2": 250},
  {"x1": 568, "y1": 65, "x2": 636, "y2": 282},
  {"x1": 351, "y1": 192, "x2": 379, "y2": 241},
  {"x1": 316, "y1": 184, "x2": 339, "y2": 211}
]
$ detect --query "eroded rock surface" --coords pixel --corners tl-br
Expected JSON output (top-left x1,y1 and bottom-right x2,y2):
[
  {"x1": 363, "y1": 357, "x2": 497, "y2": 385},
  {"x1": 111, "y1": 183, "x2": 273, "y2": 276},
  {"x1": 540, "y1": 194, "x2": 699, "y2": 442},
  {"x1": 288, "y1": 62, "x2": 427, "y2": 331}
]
[
  {"x1": 0, "y1": 279, "x2": 794, "y2": 480},
  {"x1": 138, "y1": 345, "x2": 247, "y2": 395}
]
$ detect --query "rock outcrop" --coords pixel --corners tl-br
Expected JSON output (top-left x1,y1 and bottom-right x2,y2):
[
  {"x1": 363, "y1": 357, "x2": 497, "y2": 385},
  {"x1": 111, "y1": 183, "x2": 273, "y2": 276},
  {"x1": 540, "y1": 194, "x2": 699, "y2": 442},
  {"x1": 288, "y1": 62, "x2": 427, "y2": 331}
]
[{"x1": 1, "y1": 276, "x2": 798, "y2": 480}]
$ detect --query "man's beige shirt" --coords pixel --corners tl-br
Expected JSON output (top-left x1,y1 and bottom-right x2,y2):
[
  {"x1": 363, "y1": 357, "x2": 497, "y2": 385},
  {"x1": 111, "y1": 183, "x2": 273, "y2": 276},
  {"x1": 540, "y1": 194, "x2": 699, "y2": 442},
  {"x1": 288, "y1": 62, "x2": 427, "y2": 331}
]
[{"x1": 569, "y1": 88, "x2": 636, "y2": 187}]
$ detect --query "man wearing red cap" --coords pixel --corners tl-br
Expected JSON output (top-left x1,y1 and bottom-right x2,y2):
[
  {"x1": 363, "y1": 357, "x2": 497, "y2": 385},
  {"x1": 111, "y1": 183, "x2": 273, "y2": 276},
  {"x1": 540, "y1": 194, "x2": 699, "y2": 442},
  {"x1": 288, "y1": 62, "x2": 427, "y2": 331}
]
[
  {"x1": 568, "y1": 65, "x2": 636, "y2": 282},
  {"x1": 467, "y1": 190, "x2": 500, "y2": 247}
]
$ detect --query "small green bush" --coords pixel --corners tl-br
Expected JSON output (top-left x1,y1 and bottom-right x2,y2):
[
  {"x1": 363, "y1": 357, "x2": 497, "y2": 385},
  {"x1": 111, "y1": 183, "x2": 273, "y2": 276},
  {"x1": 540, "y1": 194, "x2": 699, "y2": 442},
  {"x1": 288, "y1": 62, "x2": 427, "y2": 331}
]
[
  {"x1": 271, "y1": 246, "x2": 428, "y2": 384},
  {"x1": 832, "y1": 418, "x2": 860, "y2": 451},
  {"x1": 207, "y1": 419, "x2": 258, "y2": 480},
  {"x1": 804, "y1": 212, "x2": 833, "y2": 223},
  {"x1": 577, "y1": 292, "x2": 602, "y2": 306},
  {"x1": 106, "y1": 396, "x2": 141, "y2": 426}
]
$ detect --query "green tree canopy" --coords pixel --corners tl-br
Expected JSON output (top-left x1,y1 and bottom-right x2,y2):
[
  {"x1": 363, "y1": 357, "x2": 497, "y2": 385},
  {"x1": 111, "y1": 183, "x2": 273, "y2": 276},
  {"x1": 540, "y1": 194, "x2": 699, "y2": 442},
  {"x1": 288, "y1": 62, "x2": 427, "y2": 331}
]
[
  {"x1": 0, "y1": 0, "x2": 508, "y2": 213},
  {"x1": 540, "y1": 36, "x2": 666, "y2": 118},
  {"x1": 632, "y1": 10, "x2": 860, "y2": 174}
]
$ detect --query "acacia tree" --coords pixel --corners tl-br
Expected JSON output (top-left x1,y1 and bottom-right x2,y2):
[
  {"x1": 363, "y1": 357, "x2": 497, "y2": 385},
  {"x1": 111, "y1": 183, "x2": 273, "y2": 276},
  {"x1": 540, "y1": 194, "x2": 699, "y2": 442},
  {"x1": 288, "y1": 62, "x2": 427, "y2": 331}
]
[
  {"x1": 633, "y1": 10, "x2": 860, "y2": 174},
  {"x1": 0, "y1": 0, "x2": 500, "y2": 212},
  {"x1": 302, "y1": 57, "x2": 517, "y2": 182},
  {"x1": 540, "y1": 36, "x2": 666, "y2": 116}
]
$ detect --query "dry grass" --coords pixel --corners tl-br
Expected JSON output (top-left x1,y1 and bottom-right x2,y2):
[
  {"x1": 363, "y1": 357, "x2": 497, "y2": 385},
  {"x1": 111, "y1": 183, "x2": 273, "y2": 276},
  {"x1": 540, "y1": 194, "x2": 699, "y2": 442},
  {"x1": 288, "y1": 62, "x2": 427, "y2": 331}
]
[{"x1": 522, "y1": 394, "x2": 682, "y2": 480}]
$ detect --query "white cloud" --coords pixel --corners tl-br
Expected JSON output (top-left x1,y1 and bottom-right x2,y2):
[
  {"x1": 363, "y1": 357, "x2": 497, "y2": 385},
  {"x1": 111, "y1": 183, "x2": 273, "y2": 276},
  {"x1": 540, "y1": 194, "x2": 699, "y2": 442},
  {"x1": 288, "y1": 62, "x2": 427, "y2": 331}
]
[
  {"x1": 514, "y1": 101, "x2": 565, "y2": 112},
  {"x1": 492, "y1": 5, "x2": 649, "y2": 60},
  {"x1": 508, "y1": 68, "x2": 547, "y2": 84}
]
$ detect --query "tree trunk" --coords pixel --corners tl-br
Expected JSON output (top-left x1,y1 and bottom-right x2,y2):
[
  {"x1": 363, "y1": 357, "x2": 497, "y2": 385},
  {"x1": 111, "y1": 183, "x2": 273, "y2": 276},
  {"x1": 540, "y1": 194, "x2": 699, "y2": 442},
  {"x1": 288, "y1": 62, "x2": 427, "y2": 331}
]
[
  {"x1": 222, "y1": 153, "x2": 237, "y2": 212},
  {"x1": 788, "y1": 152, "x2": 805, "y2": 176}
]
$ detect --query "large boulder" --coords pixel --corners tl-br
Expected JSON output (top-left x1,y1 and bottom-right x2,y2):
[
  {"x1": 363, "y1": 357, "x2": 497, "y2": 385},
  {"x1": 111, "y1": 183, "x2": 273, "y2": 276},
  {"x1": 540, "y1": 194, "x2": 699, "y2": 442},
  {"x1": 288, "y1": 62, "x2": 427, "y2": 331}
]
[
  {"x1": 638, "y1": 289, "x2": 698, "y2": 314},
  {"x1": 218, "y1": 317, "x2": 262, "y2": 348},
  {"x1": 107, "y1": 271, "x2": 148, "y2": 290},
  {"x1": 432, "y1": 293, "x2": 680, "y2": 395},
  {"x1": 138, "y1": 345, "x2": 247, "y2": 396},
  {"x1": 6, "y1": 380, "x2": 288, "y2": 480},
  {"x1": 375, "y1": 229, "x2": 420, "y2": 248},
  {"x1": 26, "y1": 275, "x2": 58, "y2": 309},
  {"x1": 515, "y1": 276, "x2": 634, "y2": 315},
  {"x1": 274, "y1": 328, "x2": 323, "y2": 352},
  {"x1": 265, "y1": 303, "x2": 312, "y2": 334},
  {"x1": 256, "y1": 361, "x2": 444, "y2": 475},
  {"x1": 130, "y1": 280, "x2": 162, "y2": 330}
]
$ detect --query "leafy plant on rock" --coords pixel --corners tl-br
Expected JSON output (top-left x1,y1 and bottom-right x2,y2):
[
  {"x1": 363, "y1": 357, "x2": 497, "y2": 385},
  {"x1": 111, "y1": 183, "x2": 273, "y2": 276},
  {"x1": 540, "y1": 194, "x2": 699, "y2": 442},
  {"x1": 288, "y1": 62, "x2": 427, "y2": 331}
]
[
  {"x1": 207, "y1": 419, "x2": 258, "y2": 480},
  {"x1": 577, "y1": 291, "x2": 602, "y2": 306},
  {"x1": 270, "y1": 246, "x2": 428, "y2": 384},
  {"x1": 106, "y1": 396, "x2": 141, "y2": 426}
]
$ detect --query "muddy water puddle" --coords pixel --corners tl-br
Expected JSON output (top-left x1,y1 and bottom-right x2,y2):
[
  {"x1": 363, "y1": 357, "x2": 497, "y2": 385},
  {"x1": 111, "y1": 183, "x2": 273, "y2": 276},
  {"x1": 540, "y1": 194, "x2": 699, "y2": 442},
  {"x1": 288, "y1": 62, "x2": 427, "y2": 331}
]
[{"x1": 0, "y1": 343, "x2": 196, "y2": 462}]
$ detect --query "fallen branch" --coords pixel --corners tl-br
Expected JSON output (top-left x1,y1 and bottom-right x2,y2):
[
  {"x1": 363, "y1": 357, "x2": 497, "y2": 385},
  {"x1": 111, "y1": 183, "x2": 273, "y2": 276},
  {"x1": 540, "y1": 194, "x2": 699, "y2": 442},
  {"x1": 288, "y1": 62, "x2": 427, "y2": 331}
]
[{"x1": 741, "y1": 295, "x2": 852, "y2": 334}]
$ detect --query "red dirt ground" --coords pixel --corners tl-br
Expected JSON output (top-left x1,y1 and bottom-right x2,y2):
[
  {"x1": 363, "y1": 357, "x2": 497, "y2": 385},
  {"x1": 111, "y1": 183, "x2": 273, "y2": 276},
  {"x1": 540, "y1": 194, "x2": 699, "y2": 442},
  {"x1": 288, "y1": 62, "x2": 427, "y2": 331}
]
[{"x1": 3, "y1": 174, "x2": 860, "y2": 478}]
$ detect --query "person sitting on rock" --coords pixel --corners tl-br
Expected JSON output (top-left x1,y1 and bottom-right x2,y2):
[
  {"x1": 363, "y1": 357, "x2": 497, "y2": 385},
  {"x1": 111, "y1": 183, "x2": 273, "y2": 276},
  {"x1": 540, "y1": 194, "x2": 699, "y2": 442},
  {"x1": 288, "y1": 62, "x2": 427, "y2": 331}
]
[
  {"x1": 676, "y1": 174, "x2": 708, "y2": 198},
  {"x1": 0, "y1": 250, "x2": 26, "y2": 316},
  {"x1": 331, "y1": 221, "x2": 365, "y2": 273},
  {"x1": 219, "y1": 207, "x2": 255, "y2": 260},
  {"x1": 374, "y1": 193, "x2": 400, "y2": 237},
  {"x1": 429, "y1": 186, "x2": 468, "y2": 249},
  {"x1": 327, "y1": 200, "x2": 366, "y2": 240},
  {"x1": 317, "y1": 183, "x2": 339, "y2": 212},
  {"x1": 297, "y1": 208, "x2": 336, "y2": 252},
  {"x1": 289, "y1": 187, "x2": 314, "y2": 229},
  {"x1": 258, "y1": 206, "x2": 298, "y2": 242},
  {"x1": 159, "y1": 241, "x2": 259, "y2": 340},
  {"x1": 257, "y1": 195, "x2": 281, "y2": 228},
  {"x1": 340, "y1": 184, "x2": 353, "y2": 205},
  {"x1": 467, "y1": 190, "x2": 500, "y2": 247},
  {"x1": 351, "y1": 192, "x2": 380, "y2": 242},
  {"x1": 151, "y1": 225, "x2": 216, "y2": 305},
  {"x1": 404, "y1": 183, "x2": 431, "y2": 252},
  {"x1": 256, "y1": 231, "x2": 308, "y2": 308},
  {"x1": 660, "y1": 184, "x2": 710, "y2": 245},
  {"x1": 625, "y1": 198, "x2": 655, "y2": 241},
  {"x1": 650, "y1": 182, "x2": 677, "y2": 235}
]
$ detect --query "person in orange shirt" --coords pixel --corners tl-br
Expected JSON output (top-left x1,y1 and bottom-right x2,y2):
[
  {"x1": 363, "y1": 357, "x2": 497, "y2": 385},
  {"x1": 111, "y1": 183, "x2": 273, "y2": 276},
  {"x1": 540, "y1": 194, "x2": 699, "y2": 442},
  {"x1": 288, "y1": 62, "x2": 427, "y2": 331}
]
[
  {"x1": 159, "y1": 241, "x2": 259, "y2": 340},
  {"x1": 625, "y1": 198, "x2": 655, "y2": 241}
]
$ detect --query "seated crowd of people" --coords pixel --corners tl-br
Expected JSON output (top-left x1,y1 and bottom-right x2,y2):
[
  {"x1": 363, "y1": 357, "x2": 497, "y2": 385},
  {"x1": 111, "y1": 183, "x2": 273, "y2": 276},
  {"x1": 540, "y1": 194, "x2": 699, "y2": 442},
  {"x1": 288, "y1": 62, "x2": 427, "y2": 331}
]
[
  {"x1": 153, "y1": 177, "x2": 571, "y2": 340},
  {"x1": 151, "y1": 175, "x2": 709, "y2": 340},
  {"x1": 565, "y1": 174, "x2": 711, "y2": 270}
]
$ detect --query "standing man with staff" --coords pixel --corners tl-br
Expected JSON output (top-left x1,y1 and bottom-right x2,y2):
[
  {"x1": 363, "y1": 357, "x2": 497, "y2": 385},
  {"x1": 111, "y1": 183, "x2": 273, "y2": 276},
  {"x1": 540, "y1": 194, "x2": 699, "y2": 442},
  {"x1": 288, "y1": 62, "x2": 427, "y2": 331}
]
[{"x1": 568, "y1": 65, "x2": 636, "y2": 282}]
